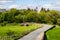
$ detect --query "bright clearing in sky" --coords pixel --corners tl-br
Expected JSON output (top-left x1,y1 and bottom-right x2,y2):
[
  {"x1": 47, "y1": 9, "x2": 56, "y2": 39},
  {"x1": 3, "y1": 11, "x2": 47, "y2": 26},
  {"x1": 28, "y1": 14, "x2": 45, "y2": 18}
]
[{"x1": 0, "y1": 0, "x2": 60, "y2": 10}]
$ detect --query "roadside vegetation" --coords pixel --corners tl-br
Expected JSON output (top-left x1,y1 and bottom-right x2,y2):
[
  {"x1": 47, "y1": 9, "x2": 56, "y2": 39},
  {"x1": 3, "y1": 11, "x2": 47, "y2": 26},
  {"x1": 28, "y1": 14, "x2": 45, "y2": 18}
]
[
  {"x1": 46, "y1": 26, "x2": 60, "y2": 40},
  {"x1": 0, "y1": 7, "x2": 60, "y2": 40},
  {"x1": 0, "y1": 8, "x2": 60, "y2": 25},
  {"x1": 0, "y1": 23, "x2": 41, "y2": 40}
]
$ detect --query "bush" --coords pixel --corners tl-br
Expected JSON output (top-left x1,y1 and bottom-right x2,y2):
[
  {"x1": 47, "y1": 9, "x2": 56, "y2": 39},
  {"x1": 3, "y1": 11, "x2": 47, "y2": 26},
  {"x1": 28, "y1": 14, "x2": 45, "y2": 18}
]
[
  {"x1": 0, "y1": 21, "x2": 8, "y2": 26},
  {"x1": 57, "y1": 19, "x2": 60, "y2": 26}
]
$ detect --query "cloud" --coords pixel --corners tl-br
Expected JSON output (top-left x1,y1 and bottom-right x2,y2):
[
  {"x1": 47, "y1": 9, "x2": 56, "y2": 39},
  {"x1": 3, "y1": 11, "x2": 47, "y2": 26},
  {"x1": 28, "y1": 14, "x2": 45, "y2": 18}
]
[
  {"x1": 42, "y1": 3, "x2": 60, "y2": 10},
  {"x1": 0, "y1": 0, "x2": 60, "y2": 11},
  {"x1": 9, "y1": 5, "x2": 20, "y2": 9},
  {"x1": 42, "y1": 4, "x2": 54, "y2": 9},
  {"x1": 40, "y1": 0, "x2": 60, "y2": 10},
  {"x1": 52, "y1": 1, "x2": 60, "y2": 10},
  {"x1": 8, "y1": 4, "x2": 27, "y2": 9},
  {"x1": 8, "y1": 4, "x2": 37, "y2": 9},
  {"x1": 0, "y1": 0, "x2": 13, "y2": 4},
  {"x1": 0, "y1": 5, "x2": 6, "y2": 9}
]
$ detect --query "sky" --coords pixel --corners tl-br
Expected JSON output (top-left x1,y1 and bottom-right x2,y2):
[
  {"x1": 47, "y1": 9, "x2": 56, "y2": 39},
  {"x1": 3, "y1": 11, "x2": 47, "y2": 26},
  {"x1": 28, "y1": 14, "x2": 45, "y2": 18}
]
[{"x1": 0, "y1": 0, "x2": 60, "y2": 10}]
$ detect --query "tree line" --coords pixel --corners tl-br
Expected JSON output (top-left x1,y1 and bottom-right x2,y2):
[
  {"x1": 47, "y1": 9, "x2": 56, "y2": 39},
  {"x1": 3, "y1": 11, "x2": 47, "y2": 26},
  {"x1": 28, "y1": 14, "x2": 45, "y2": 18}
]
[{"x1": 0, "y1": 8, "x2": 60, "y2": 25}]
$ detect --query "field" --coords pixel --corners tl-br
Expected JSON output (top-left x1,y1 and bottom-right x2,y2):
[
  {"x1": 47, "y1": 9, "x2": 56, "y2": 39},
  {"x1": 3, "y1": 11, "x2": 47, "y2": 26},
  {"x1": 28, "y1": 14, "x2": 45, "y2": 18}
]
[
  {"x1": 46, "y1": 26, "x2": 60, "y2": 40},
  {"x1": 0, "y1": 23, "x2": 41, "y2": 40}
]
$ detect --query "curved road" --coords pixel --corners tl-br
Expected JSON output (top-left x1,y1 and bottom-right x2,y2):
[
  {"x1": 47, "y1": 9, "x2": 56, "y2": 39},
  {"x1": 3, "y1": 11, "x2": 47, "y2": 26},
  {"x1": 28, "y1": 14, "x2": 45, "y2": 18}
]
[{"x1": 18, "y1": 24, "x2": 53, "y2": 40}]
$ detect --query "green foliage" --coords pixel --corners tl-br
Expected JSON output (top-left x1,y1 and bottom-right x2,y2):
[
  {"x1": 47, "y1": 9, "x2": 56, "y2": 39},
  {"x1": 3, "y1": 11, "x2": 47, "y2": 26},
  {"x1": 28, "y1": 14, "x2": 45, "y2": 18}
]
[
  {"x1": 0, "y1": 21, "x2": 8, "y2": 26},
  {"x1": 0, "y1": 24, "x2": 41, "y2": 40},
  {"x1": 46, "y1": 26, "x2": 60, "y2": 40},
  {"x1": 57, "y1": 18, "x2": 60, "y2": 26},
  {"x1": 0, "y1": 8, "x2": 60, "y2": 25}
]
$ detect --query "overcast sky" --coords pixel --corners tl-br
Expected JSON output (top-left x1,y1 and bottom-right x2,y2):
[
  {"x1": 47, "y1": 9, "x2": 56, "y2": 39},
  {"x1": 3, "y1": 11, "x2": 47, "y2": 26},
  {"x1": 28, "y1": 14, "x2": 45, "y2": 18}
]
[{"x1": 0, "y1": 0, "x2": 60, "y2": 10}]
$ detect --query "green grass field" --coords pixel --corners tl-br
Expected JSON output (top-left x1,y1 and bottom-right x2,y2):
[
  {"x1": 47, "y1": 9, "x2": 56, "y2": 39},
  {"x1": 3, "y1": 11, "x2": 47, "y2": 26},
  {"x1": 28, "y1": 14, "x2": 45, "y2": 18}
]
[
  {"x1": 0, "y1": 23, "x2": 41, "y2": 40},
  {"x1": 46, "y1": 26, "x2": 60, "y2": 40}
]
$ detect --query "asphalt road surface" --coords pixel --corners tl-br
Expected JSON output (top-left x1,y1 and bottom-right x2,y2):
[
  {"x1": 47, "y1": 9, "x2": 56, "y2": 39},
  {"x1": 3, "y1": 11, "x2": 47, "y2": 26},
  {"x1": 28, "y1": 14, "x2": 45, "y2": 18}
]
[{"x1": 18, "y1": 24, "x2": 53, "y2": 40}]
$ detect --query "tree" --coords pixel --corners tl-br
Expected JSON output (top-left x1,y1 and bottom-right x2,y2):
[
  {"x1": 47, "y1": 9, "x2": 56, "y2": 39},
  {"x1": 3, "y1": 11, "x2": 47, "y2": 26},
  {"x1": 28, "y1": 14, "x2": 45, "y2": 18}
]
[
  {"x1": 57, "y1": 18, "x2": 60, "y2": 26},
  {"x1": 40, "y1": 8, "x2": 46, "y2": 12},
  {"x1": 26, "y1": 11, "x2": 38, "y2": 22}
]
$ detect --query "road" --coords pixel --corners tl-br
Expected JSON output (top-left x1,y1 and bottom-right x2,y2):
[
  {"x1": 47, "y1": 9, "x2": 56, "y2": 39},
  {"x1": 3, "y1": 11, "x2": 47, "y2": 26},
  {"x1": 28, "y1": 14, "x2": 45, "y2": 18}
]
[{"x1": 18, "y1": 24, "x2": 53, "y2": 40}]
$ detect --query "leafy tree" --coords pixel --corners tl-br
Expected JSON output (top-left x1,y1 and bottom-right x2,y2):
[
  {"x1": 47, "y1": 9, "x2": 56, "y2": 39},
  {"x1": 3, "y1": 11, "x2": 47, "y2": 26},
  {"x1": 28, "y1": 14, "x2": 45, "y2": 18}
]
[
  {"x1": 0, "y1": 7, "x2": 60, "y2": 25},
  {"x1": 57, "y1": 18, "x2": 60, "y2": 26}
]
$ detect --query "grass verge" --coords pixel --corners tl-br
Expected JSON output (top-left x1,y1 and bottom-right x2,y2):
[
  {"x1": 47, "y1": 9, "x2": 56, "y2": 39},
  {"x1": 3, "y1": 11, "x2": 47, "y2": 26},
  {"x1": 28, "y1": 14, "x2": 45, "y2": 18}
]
[
  {"x1": 46, "y1": 25, "x2": 60, "y2": 40},
  {"x1": 0, "y1": 23, "x2": 41, "y2": 40}
]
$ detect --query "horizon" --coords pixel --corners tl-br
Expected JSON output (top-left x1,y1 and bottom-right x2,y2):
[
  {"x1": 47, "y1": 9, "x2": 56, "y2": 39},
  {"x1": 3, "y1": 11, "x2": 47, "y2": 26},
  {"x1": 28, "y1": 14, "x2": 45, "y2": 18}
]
[{"x1": 0, "y1": 0, "x2": 60, "y2": 11}]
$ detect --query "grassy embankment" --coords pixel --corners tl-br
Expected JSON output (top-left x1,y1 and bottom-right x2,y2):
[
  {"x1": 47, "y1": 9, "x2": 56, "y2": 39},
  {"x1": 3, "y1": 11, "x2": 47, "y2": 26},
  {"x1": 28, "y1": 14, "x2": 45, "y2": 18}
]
[
  {"x1": 0, "y1": 23, "x2": 41, "y2": 40},
  {"x1": 46, "y1": 25, "x2": 60, "y2": 40}
]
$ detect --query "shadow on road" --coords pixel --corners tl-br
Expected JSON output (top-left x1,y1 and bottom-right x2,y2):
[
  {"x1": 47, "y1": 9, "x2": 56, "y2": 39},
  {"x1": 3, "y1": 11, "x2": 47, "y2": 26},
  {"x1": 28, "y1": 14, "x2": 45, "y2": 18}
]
[
  {"x1": 43, "y1": 32, "x2": 47, "y2": 40},
  {"x1": 43, "y1": 25, "x2": 56, "y2": 40}
]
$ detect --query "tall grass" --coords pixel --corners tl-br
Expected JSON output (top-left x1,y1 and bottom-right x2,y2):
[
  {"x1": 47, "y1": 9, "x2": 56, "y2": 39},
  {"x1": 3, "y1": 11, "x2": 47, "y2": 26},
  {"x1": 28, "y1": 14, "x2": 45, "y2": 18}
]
[{"x1": 0, "y1": 23, "x2": 41, "y2": 40}]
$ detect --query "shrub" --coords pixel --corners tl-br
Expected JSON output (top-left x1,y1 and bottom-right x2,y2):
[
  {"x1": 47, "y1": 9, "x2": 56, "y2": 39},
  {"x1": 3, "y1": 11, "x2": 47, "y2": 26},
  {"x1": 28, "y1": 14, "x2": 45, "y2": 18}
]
[
  {"x1": 57, "y1": 19, "x2": 60, "y2": 26},
  {"x1": 0, "y1": 21, "x2": 8, "y2": 26}
]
